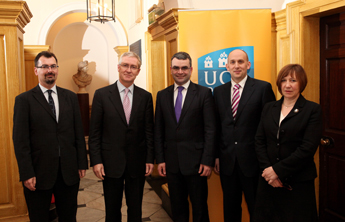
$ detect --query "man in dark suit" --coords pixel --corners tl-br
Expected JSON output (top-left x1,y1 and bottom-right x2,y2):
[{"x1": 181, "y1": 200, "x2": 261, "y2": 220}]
[
  {"x1": 213, "y1": 49, "x2": 276, "y2": 222},
  {"x1": 89, "y1": 52, "x2": 154, "y2": 221},
  {"x1": 155, "y1": 51, "x2": 216, "y2": 222},
  {"x1": 12, "y1": 51, "x2": 88, "y2": 221}
]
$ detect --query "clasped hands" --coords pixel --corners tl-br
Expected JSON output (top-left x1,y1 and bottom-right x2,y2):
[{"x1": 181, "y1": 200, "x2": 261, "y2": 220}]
[{"x1": 262, "y1": 166, "x2": 283, "y2": 188}]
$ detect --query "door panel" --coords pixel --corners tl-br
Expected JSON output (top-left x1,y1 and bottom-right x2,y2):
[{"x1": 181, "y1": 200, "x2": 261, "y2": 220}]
[{"x1": 320, "y1": 12, "x2": 345, "y2": 222}]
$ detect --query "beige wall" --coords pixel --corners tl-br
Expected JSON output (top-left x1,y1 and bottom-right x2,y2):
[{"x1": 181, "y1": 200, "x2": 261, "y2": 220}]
[{"x1": 22, "y1": 0, "x2": 294, "y2": 100}]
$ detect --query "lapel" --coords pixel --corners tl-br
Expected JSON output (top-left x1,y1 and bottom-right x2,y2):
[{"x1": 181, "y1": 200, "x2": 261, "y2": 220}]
[
  {"x1": 271, "y1": 98, "x2": 283, "y2": 127},
  {"x1": 56, "y1": 86, "x2": 67, "y2": 123},
  {"x1": 109, "y1": 82, "x2": 127, "y2": 126},
  {"x1": 236, "y1": 76, "x2": 255, "y2": 121},
  {"x1": 283, "y1": 94, "x2": 306, "y2": 121},
  {"x1": 221, "y1": 82, "x2": 233, "y2": 119},
  {"x1": 32, "y1": 85, "x2": 57, "y2": 122},
  {"x1": 178, "y1": 81, "x2": 197, "y2": 125},
  {"x1": 129, "y1": 85, "x2": 142, "y2": 126},
  {"x1": 271, "y1": 95, "x2": 306, "y2": 126},
  {"x1": 165, "y1": 85, "x2": 176, "y2": 123}
]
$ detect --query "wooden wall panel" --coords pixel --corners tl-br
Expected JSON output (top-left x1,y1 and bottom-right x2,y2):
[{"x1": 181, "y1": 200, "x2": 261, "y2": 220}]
[{"x1": 0, "y1": 1, "x2": 32, "y2": 220}]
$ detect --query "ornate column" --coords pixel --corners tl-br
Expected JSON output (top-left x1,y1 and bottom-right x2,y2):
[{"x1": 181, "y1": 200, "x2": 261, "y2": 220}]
[{"x1": 114, "y1": 46, "x2": 129, "y2": 61}]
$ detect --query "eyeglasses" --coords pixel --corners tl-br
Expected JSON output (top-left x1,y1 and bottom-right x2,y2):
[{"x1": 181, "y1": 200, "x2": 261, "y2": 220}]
[
  {"x1": 120, "y1": 64, "x2": 139, "y2": 71},
  {"x1": 36, "y1": 65, "x2": 59, "y2": 70},
  {"x1": 171, "y1": 66, "x2": 191, "y2": 72}
]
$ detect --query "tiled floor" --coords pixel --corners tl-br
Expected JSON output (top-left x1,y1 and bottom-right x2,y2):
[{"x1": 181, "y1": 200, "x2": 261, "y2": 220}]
[{"x1": 76, "y1": 169, "x2": 173, "y2": 222}]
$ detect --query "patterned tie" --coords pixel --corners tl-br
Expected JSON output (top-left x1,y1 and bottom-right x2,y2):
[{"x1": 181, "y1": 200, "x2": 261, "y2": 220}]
[
  {"x1": 232, "y1": 84, "x2": 241, "y2": 119},
  {"x1": 123, "y1": 88, "x2": 131, "y2": 124},
  {"x1": 175, "y1": 86, "x2": 184, "y2": 122},
  {"x1": 47, "y1": 90, "x2": 56, "y2": 118}
]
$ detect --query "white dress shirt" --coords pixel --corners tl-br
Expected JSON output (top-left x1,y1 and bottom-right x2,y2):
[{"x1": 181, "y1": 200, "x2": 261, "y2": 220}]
[
  {"x1": 117, "y1": 81, "x2": 134, "y2": 108},
  {"x1": 39, "y1": 83, "x2": 59, "y2": 122},
  {"x1": 174, "y1": 80, "x2": 191, "y2": 109}
]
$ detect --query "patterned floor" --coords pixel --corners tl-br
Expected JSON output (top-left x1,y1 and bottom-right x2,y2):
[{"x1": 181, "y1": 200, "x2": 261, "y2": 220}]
[{"x1": 76, "y1": 169, "x2": 173, "y2": 222}]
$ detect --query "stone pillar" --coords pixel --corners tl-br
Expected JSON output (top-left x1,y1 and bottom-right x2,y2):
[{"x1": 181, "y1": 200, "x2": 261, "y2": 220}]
[{"x1": 114, "y1": 46, "x2": 129, "y2": 61}]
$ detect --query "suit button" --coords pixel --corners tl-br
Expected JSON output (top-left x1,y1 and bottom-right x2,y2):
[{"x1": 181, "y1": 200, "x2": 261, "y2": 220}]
[
  {"x1": 277, "y1": 158, "x2": 280, "y2": 161},
  {"x1": 235, "y1": 142, "x2": 238, "y2": 145},
  {"x1": 277, "y1": 143, "x2": 280, "y2": 146}
]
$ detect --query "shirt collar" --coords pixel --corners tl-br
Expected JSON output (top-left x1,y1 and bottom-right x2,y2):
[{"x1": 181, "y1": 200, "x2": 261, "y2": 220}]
[
  {"x1": 174, "y1": 80, "x2": 190, "y2": 91},
  {"x1": 39, "y1": 83, "x2": 57, "y2": 94},
  {"x1": 117, "y1": 80, "x2": 134, "y2": 93},
  {"x1": 232, "y1": 75, "x2": 248, "y2": 89}
]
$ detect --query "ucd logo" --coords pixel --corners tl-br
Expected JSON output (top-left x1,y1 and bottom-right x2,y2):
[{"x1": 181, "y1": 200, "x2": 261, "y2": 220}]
[{"x1": 198, "y1": 46, "x2": 254, "y2": 92}]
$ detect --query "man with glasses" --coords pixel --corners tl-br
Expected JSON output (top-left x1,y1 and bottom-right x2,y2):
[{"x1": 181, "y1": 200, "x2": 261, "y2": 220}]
[
  {"x1": 155, "y1": 51, "x2": 216, "y2": 222},
  {"x1": 13, "y1": 51, "x2": 88, "y2": 221},
  {"x1": 89, "y1": 52, "x2": 154, "y2": 221}
]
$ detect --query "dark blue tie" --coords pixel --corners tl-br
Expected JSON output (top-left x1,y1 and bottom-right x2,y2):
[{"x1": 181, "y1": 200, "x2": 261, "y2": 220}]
[
  {"x1": 47, "y1": 90, "x2": 56, "y2": 118},
  {"x1": 175, "y1": 86, "x2": 184, "y2": 122}
]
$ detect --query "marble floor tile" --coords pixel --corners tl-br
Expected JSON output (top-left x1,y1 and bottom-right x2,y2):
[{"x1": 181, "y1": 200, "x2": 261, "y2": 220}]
[
  {"x1": 77, "y1": 169, "x2": 172, "y2": 221},
  {"x1": 143, "y1": 190, "x2": 162, "y2": 205},
  {"x1": 78, "y1": 190, "x2": 103, "y2": 205},
  {"x1": 150, "y1": 208, "x2": 174, "y2": 222},
  {"x1": 86, "y1": 196, "x2": 105, "y2": 211},
  {"x1": 84, "y1": 182, "x2": 104, "y2": 194},
  {"x1": 96, "y1": 217, "x2": 105, "y2": 222},
  {"x1": 142, "y1": 202, "x2": 164, "y2": 218},
  {"x1": 76, "y1": 207, "x2": 105, "y2": 222},
  {"x1": 84, "y1": 170, "x2": 100, "y2": 181},
  {"x1": 80, "y1": 178, "x2": 98, "y2": 190}
]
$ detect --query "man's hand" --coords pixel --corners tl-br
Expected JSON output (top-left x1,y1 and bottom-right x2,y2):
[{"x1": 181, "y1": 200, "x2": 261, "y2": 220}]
[
  {"x1": 199, "y1": 164, "x2": 212, "y2": 177},
  {"x1": 157, "y1": 163, "x2": 166, "y2": 177},
  {"x1": 24, "y1": 177, "x2": 36, "y2": 191},
  {"x1": 79, "y1": 169, "x2": 86, "y2": 178},
  {"x1": 145, "y1": 163, "x2": 154, "y2": 176},
  {"x1": 93, "y1": 163, "x2": 105, "y2": 180},
  {"x1": 214, "y1": 158, "x2": 220, "y2": 174}
]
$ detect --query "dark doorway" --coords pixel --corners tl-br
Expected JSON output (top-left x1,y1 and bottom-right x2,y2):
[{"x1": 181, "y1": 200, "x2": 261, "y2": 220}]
[{"x1": 319, "y1": 12, "x2": 345, "y2": 222}]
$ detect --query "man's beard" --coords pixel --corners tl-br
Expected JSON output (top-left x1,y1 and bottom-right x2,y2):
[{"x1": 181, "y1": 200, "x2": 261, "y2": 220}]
[{"x1": 45, "y1": 73, "x2": 56, "y2": 85}]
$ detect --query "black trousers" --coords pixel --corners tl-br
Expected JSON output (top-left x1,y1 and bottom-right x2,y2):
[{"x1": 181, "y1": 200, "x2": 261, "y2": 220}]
[
  {"x1": 102, "y1": 170, "x2": 145, "y2": 222},
  {"x1": 23, "y1": 165, "x2": 79, "y2": 222},
  {"x1": 166, "y1": 170, "x2": 210, "y2": 222},
  {"x1": 220, "y1": 160, "x2": 259, "y2": 222}
]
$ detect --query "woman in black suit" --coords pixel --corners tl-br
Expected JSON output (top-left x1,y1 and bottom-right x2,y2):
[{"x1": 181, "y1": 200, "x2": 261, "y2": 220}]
[{"x1": 254, "y1": 64, "x2": 322, "y2": 222}]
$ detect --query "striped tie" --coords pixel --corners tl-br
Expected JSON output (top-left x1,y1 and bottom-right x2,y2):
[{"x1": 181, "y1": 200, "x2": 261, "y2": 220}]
[
  {"x1": 232, "y1": 84, "x2": 241, "y2": 119},
  {"x1": 123, "y1": 88, "x2": 131, "y2": 124}
]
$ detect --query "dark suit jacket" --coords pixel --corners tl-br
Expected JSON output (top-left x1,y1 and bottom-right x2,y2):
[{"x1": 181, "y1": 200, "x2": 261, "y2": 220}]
[
  {"x1": 214, "y1": 76, "x2": 275, "y2": 177},
  {"x1": 13, "y1": 85, "x2": 88, "y2": 190},
  {"x1": 154, "y1": 81, "x2": 216, "y2": 175},
  {"x1": 89, "y1": 82, "x2": 154, "y2": 178},
  {"x1": 255, "y1": 95, "x2": 322, "y2": 182}
]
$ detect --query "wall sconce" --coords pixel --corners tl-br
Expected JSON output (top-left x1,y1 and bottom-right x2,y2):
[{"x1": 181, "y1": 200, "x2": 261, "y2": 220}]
[{"x1": 87, "y1": 0, "x2": 115, "y2": 23}]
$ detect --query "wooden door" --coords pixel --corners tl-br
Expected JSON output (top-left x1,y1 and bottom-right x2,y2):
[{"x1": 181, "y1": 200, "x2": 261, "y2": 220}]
[{"x1": 319, "y1": 12, "x2": 345, "y2": 222}]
